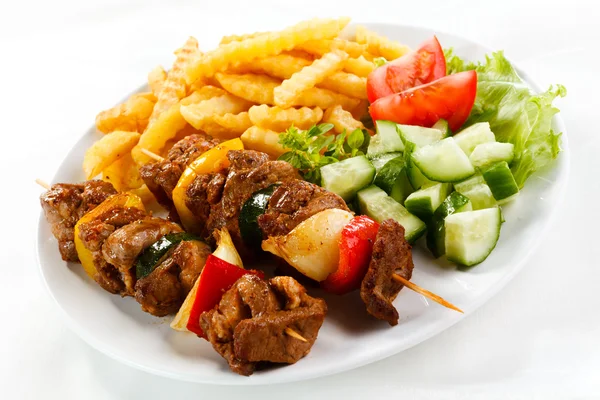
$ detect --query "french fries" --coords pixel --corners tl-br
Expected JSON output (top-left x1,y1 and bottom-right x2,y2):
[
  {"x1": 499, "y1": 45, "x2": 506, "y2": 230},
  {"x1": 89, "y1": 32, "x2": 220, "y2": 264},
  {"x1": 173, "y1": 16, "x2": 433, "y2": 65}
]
[
  {"x1": 180, "y1": 94, "x2": 252, "y2": 129},
  {"x1": 185, "y1": 17, "x2": 350, "y2": 83},
  {"x1": 323, "y1": 105, "x2": 365, "y2": 134},
  {"x1": 95, "y1": 93, "x2": 155, "y2": 134},
  {"x1": 355, "y1": 25, "x2": 410, "y2": 61},
  {"x1": 344, "y1": 56, "x2": 375, "y2": 77},
  {"x1": 83, "y1": 131, "x2": 140, "y2": 179},
  {"x1": 274, "y1": 50, "x2": 348, "y2": 108},
  {"x1": 148, "y1": 66, "x2": 167, "y2": 97},
  {"x1": 149, "y1": 37, "x2": 200, "y2": 124},
  {"x1": 319, "y1": 72, "x2": 367, "y2": 99},
  {"x1": 249, "y1": 105, "x2": 323, "y2": 131},
  {"x1": 215, "y1": 73, "x2": 280, "y2": 104},
  {"x1": 89, "y1": 18, "x2": 415, "y2": 207},
  {"x1": 241, "y1": 126, "x2": 287, "y2": 158}
]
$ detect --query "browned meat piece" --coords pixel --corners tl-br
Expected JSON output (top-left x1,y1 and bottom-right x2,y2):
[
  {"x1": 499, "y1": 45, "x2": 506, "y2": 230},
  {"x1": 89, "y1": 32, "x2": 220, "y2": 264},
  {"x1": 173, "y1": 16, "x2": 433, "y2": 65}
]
[
  {"x1": 77, "y1": 207, "x2": 147, "y2": 295},
  {"x1": 206, "y1": 151, "x2": 300, "y2": 254},
  {"x1": 360, "y1": 219, "x2": 414, "y2": 326},
  {"x1": 102, "y1": 217, "x2": 183, "y2": 268},
  {"x1": 200, "y1": 275, "x2": 326, "y2": 376},
  {"x1": 258, "y1": 180, "x2": 350, "y2": 238},
  {"x1": 135, "y1": 240, "x2": 211, "y2": 316},
  {"x1": 40, "y1": 180, "x2": 116, "y2": 261},
  {"x1": 139, "y1": 133, "x2": 220, "y2": 207},
  {"x1": 184, "y1": 172, "x2": 227, "y2": 237}
]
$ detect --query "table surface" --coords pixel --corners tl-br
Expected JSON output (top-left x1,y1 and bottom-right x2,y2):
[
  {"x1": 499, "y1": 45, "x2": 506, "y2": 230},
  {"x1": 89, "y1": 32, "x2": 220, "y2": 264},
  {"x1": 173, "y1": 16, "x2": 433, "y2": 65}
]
[{"x1": 2, "y1": 0, "x2": 599, "y2": 398}]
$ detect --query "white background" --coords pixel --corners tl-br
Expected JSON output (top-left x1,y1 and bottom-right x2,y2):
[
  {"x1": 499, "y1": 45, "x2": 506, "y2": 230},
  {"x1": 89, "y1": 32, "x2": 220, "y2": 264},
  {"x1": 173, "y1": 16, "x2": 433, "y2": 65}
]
[{"x1": 1, "y1": 0, "x2": 599, "y2": 398}]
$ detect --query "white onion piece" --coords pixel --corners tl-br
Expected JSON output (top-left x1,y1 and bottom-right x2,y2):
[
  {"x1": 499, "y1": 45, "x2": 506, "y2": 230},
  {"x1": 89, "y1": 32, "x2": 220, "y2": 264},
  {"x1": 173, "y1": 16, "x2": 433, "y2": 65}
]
[
  {"x1": 262, "y1": 208, "x2": 353, "y2": 281},
  {"x1": 213, "y1": 228, "x2": 244, "y2": 268}
]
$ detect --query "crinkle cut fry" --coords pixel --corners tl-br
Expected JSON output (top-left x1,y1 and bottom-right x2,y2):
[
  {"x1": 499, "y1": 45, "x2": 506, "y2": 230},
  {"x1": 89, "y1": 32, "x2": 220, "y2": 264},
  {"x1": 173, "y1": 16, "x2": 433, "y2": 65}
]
[
  {"x1": 185, "y1": 17, "x2": 351, "y2": 84},
  {"x1": 149, "y1": 37, "x2": 200, "y2": 124},
  {"x1": 355, "y1": 26, "x2": 411, "y2": 61},
  {"x1": 274, "y1": 49, "x2": 348, "y2": 108}
]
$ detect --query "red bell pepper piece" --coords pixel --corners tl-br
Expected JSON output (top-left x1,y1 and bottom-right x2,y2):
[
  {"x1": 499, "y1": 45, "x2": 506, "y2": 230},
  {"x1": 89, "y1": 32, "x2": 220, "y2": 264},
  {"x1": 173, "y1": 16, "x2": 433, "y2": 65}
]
[
  {"x1": 186, "y1": 254, "x2": 264, "y2": 337},
  {"x1": 321, "y1": 216, "x2": 380, "y2": 295}
]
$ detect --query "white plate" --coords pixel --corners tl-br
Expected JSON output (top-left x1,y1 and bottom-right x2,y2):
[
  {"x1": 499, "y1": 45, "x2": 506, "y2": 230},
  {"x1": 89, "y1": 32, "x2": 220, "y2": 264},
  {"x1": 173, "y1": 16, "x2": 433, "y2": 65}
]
[{"x1": 35, "y1": 22, "x2": 569, "y2": 385}]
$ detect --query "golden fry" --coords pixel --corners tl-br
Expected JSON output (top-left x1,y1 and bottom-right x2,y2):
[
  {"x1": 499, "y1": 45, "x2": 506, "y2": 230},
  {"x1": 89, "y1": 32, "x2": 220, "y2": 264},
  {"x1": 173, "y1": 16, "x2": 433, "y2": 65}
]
[
  {"x1": 148, "y1": 37, "x2": 200, "y2": 124},
  {"x1": 219, "y1": 31, "x2": 269, "y2": 45},
  {"x1": 344, "y1": 56, "x2": 375, "y2": 77},
  {"x1": 180, "y1": 95, "x2": 252, "y2": 129},
  {"x1": 95, "y1": 93, "x2": 155, "y2": 134},
  {"x1": 241, "y1": 126, "x2": 287, "y2": 158},
  {"x1": 212, "y1": 112, "x2": 252, "y2": 136},
  {"x1": 249, "y1": 54, "x2": 312, "y2": 79},
  {"x1": 132, "y1": 88, "x2": 220, "y2": 165},
  {"x1": 297, "y1": 38, "x2": 368, "y2": 58},
  {"x1": 294, "y1": 87, "x2": 360, "y2": 110},
  {"x1": 248, "y1": 105, "x2": 323, "y2": 131},
  {"x1": 274, "y1": 50, "x2": 348, "y2": 108},
  {"x1": 319, "y1": 72, "x2": 367, "y2": 99},
  {"x1": 215, "y1": 72, "x2": 280, "y2": 104},
  {"x1": 148, "y1": 66, "x2": 167, "y2": 97},
  {"x1": 323, "y1": 105, "x2": 365, "y2": 134},
  {"x1": 355, "y1": 26, "x2": 410, "y2": 60},
  {"x1": 83, "y1": 131, "x2": 140, "y2": 179},
  {"x1": 186, "y1": 17, "x2": 350, "y2": 83},
  {"x1": 102, "y1": 153, "x2": 144, "y2": 191}
]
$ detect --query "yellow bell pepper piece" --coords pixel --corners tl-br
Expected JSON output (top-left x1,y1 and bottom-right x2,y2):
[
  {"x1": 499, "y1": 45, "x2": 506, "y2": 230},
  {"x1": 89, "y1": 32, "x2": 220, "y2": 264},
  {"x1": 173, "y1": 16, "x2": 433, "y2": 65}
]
[
  {"x1": 74, "y1": 193, "x2": 146, "y2": 280},
  {"x1": 173, "y1": 138, "x2": 244, "y2": 233}
]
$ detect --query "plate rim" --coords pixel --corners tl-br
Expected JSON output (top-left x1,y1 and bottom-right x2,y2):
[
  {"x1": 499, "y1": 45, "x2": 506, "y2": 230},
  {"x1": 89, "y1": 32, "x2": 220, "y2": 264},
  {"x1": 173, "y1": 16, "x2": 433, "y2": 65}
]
[{"x1": 34, "y1": 21, "x2": 571, "y2": 385}]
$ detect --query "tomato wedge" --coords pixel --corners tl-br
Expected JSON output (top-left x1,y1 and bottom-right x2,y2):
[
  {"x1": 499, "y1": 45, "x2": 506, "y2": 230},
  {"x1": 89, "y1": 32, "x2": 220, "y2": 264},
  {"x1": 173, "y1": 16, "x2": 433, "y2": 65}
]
[
  {"x1": 369, "y1": 70, "x2": 477, "y2": 132},
  {"x1": 321, "y1": 216, "x2": 379, "y2": 295},
  {"x1": 367, "y1": 36, "x2": 446, "y2": 103}
]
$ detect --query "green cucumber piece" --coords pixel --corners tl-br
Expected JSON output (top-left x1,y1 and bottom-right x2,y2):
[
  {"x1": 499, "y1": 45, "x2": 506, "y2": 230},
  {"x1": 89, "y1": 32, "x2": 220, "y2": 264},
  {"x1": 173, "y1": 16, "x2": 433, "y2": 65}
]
[
  {"x1": 397, "y1": 124, "x2": 445, "y2": 147},
  {"x1": 470, "y1": 142, "x2": 515, "y2": 168},
  {"x1": 444, "y1": 207, "x2": 502, "y2": 266},
  {"x1": 454, "y1": 175, "x2": 497, "y2": 210},
  {"x1": 369, "y1": 152, "x2": 403, "y2": 171},
  {"x1": 135, "y1": 232, "x2": 201, "y2": 279},
  {"x1": 404, "y1": 141, "x2": 432, "y2": 190},
  {"x1": 480, "y1": 161, "x2": 519, "y2": 202},
  {"x1": 357, "y1": 185, "x2": 426, "y2": 243},
  {"x1": 426, "y1": 191, "x2": 471, "y2": 258},
  {"x1": 453, "y1": 122, "x2": 495, "y2": 156},
  {"x1": 239, "y1": 184, "x2": 279, "y2": 247},
  {"x1": 412, "y1": 137, "x2": 475, "y2": 182},
  {"x1": 367, "y1": 120, "x2": 404, "y2": 156},
  {"x1": 320, "y1": 155, "x2": 375, "y2": 201},
  {"x1": 432, "y1": 119, "x2": 452, "y2": 137},
  {"x1": 373, "y1": 155, "x2": 414, "y2": 204},
  {"x1": 404, "y1": 182, "x2": 453, "y2": 221}
]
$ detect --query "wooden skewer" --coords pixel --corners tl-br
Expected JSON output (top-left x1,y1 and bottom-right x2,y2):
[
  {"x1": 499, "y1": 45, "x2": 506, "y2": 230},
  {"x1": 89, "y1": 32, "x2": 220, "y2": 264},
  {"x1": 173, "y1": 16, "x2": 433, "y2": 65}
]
[
  {"x1": 392, "y1": 274, "x2": 463, "y2": 313},
  {"x1": 140, "y1": 148, "x2": 165, "y2": 162},
  {"x1": 285, "y1": 327, "x2": 307, "y2": 342},
  {"x1": 36, "y1": 179, "x2": 51, "y2": 190}
]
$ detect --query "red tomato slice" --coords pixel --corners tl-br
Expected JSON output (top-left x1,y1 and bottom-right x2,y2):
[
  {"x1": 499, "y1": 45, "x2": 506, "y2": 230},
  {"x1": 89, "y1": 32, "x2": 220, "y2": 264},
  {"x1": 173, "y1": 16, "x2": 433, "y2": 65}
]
[
  {"x1": 369, "y1": 70, "x2": 477, "y2": 132},
  {"x1": 321, "y1": 216, "x2": 380, "y2": 295},
  {"x1": 367, "y1": 36, "x2": 446, "y2": 103}
]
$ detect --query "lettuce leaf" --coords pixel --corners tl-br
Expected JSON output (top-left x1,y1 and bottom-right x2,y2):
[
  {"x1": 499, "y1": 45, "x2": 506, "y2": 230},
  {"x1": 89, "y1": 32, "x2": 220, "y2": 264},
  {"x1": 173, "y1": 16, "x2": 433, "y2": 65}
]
[{"x1": 445, "y1": 49, "x2": 566, "y2": 188}]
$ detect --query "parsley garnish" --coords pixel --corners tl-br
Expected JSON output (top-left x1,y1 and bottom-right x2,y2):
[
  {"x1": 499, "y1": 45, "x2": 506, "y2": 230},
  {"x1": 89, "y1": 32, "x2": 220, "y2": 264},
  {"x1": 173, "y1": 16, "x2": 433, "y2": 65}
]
[{"x1": 278, "y1": 123, "x2": 370, "y2": 183}]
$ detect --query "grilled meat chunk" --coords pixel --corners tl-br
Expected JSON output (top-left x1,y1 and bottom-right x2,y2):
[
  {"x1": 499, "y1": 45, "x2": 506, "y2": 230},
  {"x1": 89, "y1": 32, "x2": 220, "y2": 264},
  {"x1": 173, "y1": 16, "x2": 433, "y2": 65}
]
[
  {"x1": 360, "y1": 219, "x2": 414, "y2": 326},
  {"x1": 139, "y1": 133, "x2": 220, "y2": 207},
  {"x1": 40, "y1": 180, "x2": 116, "y2": 261},
  {"x1": 196, "y1": 150, "x2": 300, "y2": 252},
  {"x1": 258, "y1": 180, "x2": 350, "y2": 238},
  {"x1": 200, "y1": 275, "x2": 327, "y2": 376},
  {"x1": 135, "y1": 240, "x2": 211, "y2": 316},
  {"x1": 185, "y1": 172, "x2": 227, "y2": 237},
  {"x1": 77, "y1": 207, "x2": 147, "y2": 295}
]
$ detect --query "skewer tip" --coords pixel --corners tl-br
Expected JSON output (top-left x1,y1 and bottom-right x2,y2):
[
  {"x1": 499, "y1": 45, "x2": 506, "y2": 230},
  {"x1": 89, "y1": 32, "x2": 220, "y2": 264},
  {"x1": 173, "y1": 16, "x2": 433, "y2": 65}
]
[
  {"x1": 140, "y1": 148, "x2": 165, "y2": 162},
  {"x1": 393, "y1": 274, "x2": 463, "y2": 314},
  {"x1": 35, "y1": 179, "x2": 51, "y2": 190},
  {"x1": 285, "y1": 327, "x2": 307, "y2": 342}
]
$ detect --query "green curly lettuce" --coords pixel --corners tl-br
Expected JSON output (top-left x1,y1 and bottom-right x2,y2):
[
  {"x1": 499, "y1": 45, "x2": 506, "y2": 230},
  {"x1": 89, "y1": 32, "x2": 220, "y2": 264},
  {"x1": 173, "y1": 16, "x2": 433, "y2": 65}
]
[{"x1": 445, "y1": 49, "x2": 566, "y2": 188}]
